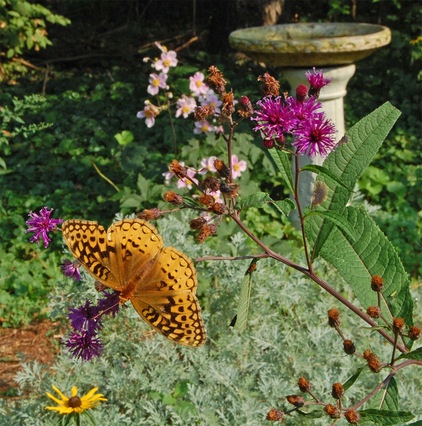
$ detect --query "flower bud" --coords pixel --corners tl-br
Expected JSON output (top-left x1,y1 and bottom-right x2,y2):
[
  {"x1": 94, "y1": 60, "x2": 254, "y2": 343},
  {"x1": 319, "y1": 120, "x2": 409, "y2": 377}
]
[
  {"x1": 366, "y1": 306, "x2": 381, "y2": 319},
  {"x1": 266, "y1": 409, "x2": 284, "y2": 421},
  {"x1": 263, "y1": 138, "x2": 275, "y2": 149},
  {"x1": 328, "y1": 308, "x2": 340, "y2": 328},
  {"x1": 371, "y1": 275, "x2": 384, "y2": 292},
  {"x1": 344, "y1": 408, "x2": 360, "y2": 425},
  {"x1": 295, "y1": 84, "x2": 308, "y2": 102},
  {"x1": 298, "y1": 377, "x2": 311, "y2": 393},
  {"x1": 343, "y1": 339, "x2": 356, "y2": 355},
  {"x1": 331, "y1": 382, "x2": 344, "y2": 399},
  {"x1": 286, "y1": 395, "x2": 305, "y2": 408}
]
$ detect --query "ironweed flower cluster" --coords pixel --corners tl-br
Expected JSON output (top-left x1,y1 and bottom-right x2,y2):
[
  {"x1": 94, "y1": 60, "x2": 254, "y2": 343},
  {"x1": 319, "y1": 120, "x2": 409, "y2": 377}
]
[{"x1": 25, "y1": 207, "x2": 63, "y2": 248}]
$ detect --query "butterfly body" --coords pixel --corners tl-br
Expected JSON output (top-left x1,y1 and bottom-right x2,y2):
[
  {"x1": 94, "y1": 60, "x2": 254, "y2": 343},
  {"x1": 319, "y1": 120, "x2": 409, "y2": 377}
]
[{"x1": 62, "y1": 219, "x2": 206, "y2": 347}]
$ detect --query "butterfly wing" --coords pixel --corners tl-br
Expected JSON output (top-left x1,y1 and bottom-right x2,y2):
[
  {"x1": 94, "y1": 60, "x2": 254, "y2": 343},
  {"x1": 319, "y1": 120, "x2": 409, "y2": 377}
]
[
  {"x1": 130, "y1": 246, "x2": 206, "y2": 347},
  {"x1": 61, "y1": 219, "x2": 163, "y2": 293}
]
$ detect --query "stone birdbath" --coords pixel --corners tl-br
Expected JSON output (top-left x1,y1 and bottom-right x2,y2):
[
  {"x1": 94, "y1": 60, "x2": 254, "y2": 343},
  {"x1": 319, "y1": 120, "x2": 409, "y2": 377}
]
[{"x1": 229, "y1": 23, "x2": 391, "y2": 224}]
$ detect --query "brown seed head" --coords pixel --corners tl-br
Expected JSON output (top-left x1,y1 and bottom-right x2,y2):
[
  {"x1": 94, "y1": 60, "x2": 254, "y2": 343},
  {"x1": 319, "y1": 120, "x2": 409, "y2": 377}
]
[
  {"x1": 328, "y1": 308, "x2": 341, "y2": 328},
  {"x1": 344, "y1": 408, "x2": 360, "y2": 425},
  {"x1": 214, "y1": 159, "x2": 231, "y2": 179},
  {"x1": 257, "y1": 72, "x2": 280, "y2": 97},
  {"x1": 343, "y1": 339, "x2": 356, "y2": 355},
  {"x1": 169, "y1": 159, "x2": 187, "y2": 179},
  {"x1": 68, "y1": 395, "x2": 82, "y2": 408},
  {"x1": 298, "y1": 377, "x2": 311, "y2": 393},
  {"x1": 222, "y1": 90, "x2": 235, "y2": 117},
  {"x1": 266, "y1": 408, "x2": 284, "y2": 422},
  {"x1": 331, "y1": 382, "x2": 344, "y2": 399},
  {"x1": 363, "y1": 351, "x2": 382, "y2": 373},
  {"x1": 163, "y1": 191, "x2": 184, "y2": 205},
  {"x1": 286, "y1": 395, "x2": 305, "y2": 408},
  {"x1": 220, "y1": 182, "x2": 240, "y2": 199},
  {"x1": 199, "y1": 193, "x2": 215, "y2": 207},
  {"x1": 392, "y1": 317, "x2": 405, "y2": 334},
  {"x1": 194, "y1": 105, "x2": 215, "y2": 122},
  {"x1": 324, "y1": 404, "x2": 340, "y2": 418},
  {"x1": 366, "y1": 306, "x2": 381, "y2": 319},
  {"x1": 203, "y1": 176, "x2": 221, "y2": 192},
  {"x1": 197, "y1": 223, "x2": 217, "y2": 243},
  {"x1": 409, "y1": 326, "x2": 421, "y2": 340},
  {"x1": 210, "y1": 202, "x2": 225, "y2": 215},
  {"x1": 190, "y1": 217, "x2": 206, "y2": 230},
  {"x1": 206, "y1": 65, "x2": 226, "y2": 94},
  {"x1": 138, "y1": 208, "x2": 162, "y2": 220},
  {"x1": 371, "y1": 275, "x2": 384, "y2": 292}
]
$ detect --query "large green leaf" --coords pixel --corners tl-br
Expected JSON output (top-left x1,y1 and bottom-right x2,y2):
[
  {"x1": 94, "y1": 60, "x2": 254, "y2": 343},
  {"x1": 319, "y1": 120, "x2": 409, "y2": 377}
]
[
  {"x1": 268, "y1": 148, "x2": 294, "y2": 193},
  {"x1": 305, "y1": 103, "x2": 412, "y2": 324}
]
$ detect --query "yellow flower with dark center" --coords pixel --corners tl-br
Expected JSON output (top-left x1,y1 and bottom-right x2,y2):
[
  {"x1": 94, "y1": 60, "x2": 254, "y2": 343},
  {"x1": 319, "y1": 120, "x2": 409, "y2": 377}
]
[{"x1": 46, "y1": 385, "x2": 107, "y2": 414}]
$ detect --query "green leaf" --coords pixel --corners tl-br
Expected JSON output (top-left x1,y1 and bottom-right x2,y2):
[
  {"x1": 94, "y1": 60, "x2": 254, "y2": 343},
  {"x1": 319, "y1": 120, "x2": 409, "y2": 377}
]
[
  {"x1": 307, "y1": 102, "x2": 401, "y2": 259},
  {"x1": 308, "y1": 206, "x2": 413, "y2": 325},
  {"x1": 114, "y1": 130, "x2": 134, "y2": 146},
  {"x1": 234, "y1": 260, "x2": 256, "y2": 332},
  {"x1": 267, "y1": 149, "x2": 294, "y2": 193},
  {"x1": 383, "y1": 377, "x2": 399, "y2": 412},
  {"x1": 237, "y1": 192, "x2": 271, "y2": 209},
  {"x1": 359, "y1": 409, "x2": 414, "y2": 425},
  {"x1": 305, "y1": 209, "x2": 357, "y2": 242},
  {"x1": 300, "y1": 164, "x2": 352, "y2": 191},
  {"x1": 270, "y1": 198, "x2": 295, "y2": 216},
  {"x1": 397, "y1": 347, "x2": 422, "y2": 361},
  {"x1": 342, "y1": 366, "x2": 364, "y2": 391}
]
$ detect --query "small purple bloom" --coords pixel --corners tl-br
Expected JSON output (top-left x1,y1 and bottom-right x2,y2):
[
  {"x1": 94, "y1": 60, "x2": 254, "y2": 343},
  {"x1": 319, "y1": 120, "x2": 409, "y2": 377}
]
[
  {"x1": 292, "y1": 113, "x2": 337, "y2": 158},
  {"x1": 306, "y1": 68, "x2": 332, "y2": 98},
  {"x1": 25, "y1": 207, "x2": 63, "y2": 248},
  {"x1": 68, "y1": 300, "x2": 102, "y2": 335},
  {"x1": 287, "y1": 96, "x2": 322, "y2": 121},
  {"x1": 61, "y1": 259, "x2": 82, "y2": 281},
  {"x1": 66, "y1": 331, "x2": 103, "y2": 361},
  {"x1": 251, "y1": 96, "x2": 298, "y2": 140},
  {"x1": 97, "y1": 290, "x2": 121, "y2": 318}
]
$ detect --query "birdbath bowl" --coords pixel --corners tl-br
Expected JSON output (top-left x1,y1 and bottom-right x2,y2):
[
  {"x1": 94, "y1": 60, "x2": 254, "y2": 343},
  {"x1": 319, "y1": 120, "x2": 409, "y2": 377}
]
[{"x1": 228, "y1": 23, "x2": 391, "y2": 67}]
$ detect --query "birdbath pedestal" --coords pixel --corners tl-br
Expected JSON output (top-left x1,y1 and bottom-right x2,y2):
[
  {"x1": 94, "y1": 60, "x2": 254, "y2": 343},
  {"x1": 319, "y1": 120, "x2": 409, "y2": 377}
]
[{"x1": 229, "y1": 23, "x2": 391, "y2": 226}]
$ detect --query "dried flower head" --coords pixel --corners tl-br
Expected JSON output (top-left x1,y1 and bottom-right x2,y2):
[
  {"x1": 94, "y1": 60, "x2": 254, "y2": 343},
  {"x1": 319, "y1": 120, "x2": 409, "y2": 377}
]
[
  {"x1": 324, "y1": 404, "x2": 340, "y2": 419},
  {"x1": 169, "y1": 159, "x2": 188, "y2": 179},
  {"x1": 363, "y1": 350, "x2": 382, "y2": 373},
  {"x1": 366, "y1": 306, "x2": 381, "y2": 319},
  {"x1": 197, "y1": 223, "x2": 217, "y2": 243},
  {"x1": 371, "y1": 275, "x2": 384, "y2": 292},
  {"x1": 409, "y1": 326, "x2": 421, "y2": 340},
  {"x1": 266, "y1": 408, "x2": 284, "y2": 421},
  {"x1": 194, "y1": 105, "x2": 215, "y2": 121},
  {"x1": 392, "y1": 317, "x2": 405, "y2": 334},
  {"x1": 257, "y1": 72, "x2": 280, "y2": 97},
  {"x1": 343, "y1": 339, "x2": 356, "y2": 355},
  {"x1": 203, "y1": 176, "x2": 221, "y2": 193},
  {"x1": 163, "y1": 191, "x2": 184, "y2": 205},
  {"x1": 199, "y1": 193, "x2": 215, "y2": 207},
  {"x1": 344, "y1": 408, "x2": 360, "y2": 425},
  {"x1": 214, "y1": 159, "x2": 231, "y2": 179},
  {"x1": 331, "y1": 382, "x2": 344, "y2": 399},
  {"x1": 298, "y1": 377, "x2": 311, "y2": 393},
  {"x1": 222, "y1": 90, "x2": 235, "y2": 117},
  {"x1": 286, "y1": 395, "x2": 305, "y2": 407},
  {"x1": 138, "y1": 208, "x2": 162, "y2": 220},
  {"x1": 190, "y1": 217, "x2": 207, "y2": 230},
  {"x1": 210, "y1": 202, "x2": 225, "y2": 215},
  {"x1": 206, "y1": 65, "x2": 226, "y2": 94},
  {"x1": 328, "y1": 308, "x2": 341, "y2": 328},
  {"x1": 220, "y1": 182, "x2": 240, "y2": 199}
]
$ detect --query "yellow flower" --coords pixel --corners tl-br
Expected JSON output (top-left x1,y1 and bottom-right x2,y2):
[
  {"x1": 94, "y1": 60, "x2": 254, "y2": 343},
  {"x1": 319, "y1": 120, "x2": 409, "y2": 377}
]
[{"x1": 46, "y1": 385, "x2": 107, "y2": 414}]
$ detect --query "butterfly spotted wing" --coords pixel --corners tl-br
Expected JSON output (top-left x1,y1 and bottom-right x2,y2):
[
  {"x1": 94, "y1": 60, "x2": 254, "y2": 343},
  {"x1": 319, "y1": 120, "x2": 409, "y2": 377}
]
[{"x1": 62, "y1": 219, "x2": 206, "y2": 347}]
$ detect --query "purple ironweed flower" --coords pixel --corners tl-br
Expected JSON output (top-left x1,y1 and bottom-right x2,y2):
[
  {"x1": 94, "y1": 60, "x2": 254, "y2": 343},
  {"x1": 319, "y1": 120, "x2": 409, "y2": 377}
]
[
  {"x1": 66, "y1": 330, "x2": 103, "y2": 361},
  {"x1": 306, "y1": 67, "x2": 332, "y2": 98},
  {"x1": 60, "y1": 259, "x2": 82, "y2": 281},
  {"x1": 96, "y1": 290, "x2": 121, "y2": 318},
  {"x1": 251, "y1": 96, "x2": 298, "y2": 140},
  {"x1": 287, "y1": 96, "x2": 322, "y2": 122},
  {"x1": 68, "y1": 299, "x2": 102, "y2": 335},
  {"x1": 25, "y1": 207, "x2": 63, "y2": 248},
  {"x1": 292, "y1": 113, "x2": 337, "y2": 158}
]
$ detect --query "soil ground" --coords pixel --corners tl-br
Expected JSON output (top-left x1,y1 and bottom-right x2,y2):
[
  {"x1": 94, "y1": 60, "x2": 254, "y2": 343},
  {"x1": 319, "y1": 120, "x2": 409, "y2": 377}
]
[{"x1": 0, "y1": 320, "x2": 60, "y2": 398}]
